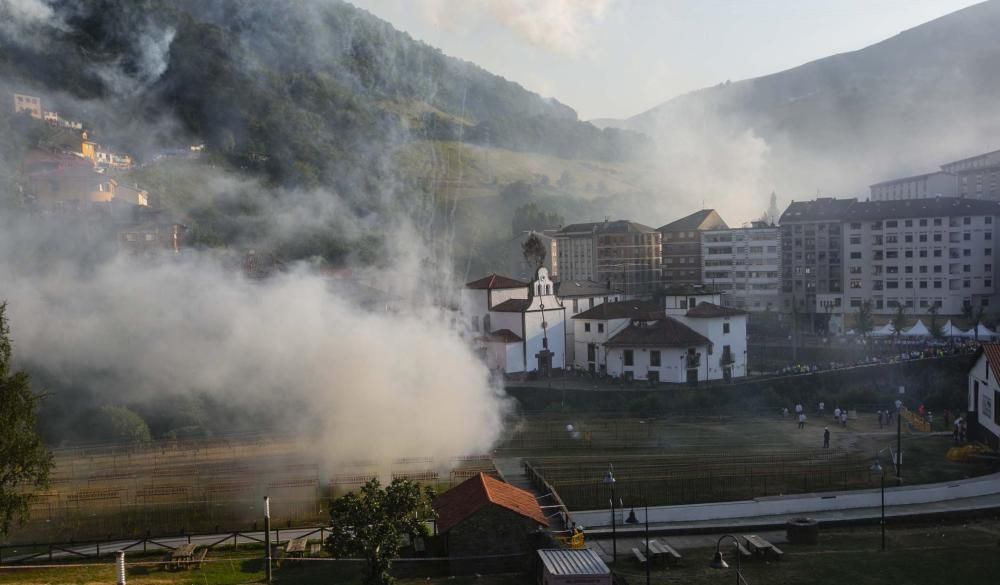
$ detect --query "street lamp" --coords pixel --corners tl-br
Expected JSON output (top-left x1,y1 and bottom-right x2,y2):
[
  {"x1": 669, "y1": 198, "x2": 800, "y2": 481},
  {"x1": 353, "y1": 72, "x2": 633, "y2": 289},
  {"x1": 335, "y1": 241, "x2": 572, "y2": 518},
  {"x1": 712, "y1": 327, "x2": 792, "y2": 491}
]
[
  {"x1": 709, "y1": 534, "x2": 747, "y2": 585},
  {"x1": 604, "y1": 464, "x2": 616, "y2": 564},
  {"x1": 870, "y1": 458, "x2": 886, "y2": 551},
  {"x1": 895, "y1": 399, "x2": 903, "y2": 486}
]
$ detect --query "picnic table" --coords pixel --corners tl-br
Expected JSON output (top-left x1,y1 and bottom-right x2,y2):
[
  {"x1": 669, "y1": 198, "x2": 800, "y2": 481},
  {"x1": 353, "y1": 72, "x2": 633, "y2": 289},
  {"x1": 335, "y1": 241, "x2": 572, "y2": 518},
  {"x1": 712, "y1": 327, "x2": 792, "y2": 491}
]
[
  {"x1": 742, "y1": 534, "x2": 783, "y2": 560},
  {"x1": 171, "y1": 543, "x2": 198, "y2": 569},
  {"x1": 647, "y1": 539, "x2": 683, "y2": 565}
]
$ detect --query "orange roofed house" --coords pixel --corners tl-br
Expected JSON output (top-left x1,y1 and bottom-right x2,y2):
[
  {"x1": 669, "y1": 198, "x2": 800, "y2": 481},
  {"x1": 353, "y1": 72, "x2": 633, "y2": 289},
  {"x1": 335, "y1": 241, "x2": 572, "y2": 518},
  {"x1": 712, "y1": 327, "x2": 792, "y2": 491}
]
[{"x1": 432, "y1": 472, "x2": 549, "y2": 570}]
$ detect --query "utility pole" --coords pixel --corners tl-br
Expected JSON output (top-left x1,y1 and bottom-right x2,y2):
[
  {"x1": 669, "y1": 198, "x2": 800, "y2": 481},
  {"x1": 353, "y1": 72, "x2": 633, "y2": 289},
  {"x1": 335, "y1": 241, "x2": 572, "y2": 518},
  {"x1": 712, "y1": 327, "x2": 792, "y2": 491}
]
[{"x1": 264, "y1": 496, "x2": 272, "y2": 584}]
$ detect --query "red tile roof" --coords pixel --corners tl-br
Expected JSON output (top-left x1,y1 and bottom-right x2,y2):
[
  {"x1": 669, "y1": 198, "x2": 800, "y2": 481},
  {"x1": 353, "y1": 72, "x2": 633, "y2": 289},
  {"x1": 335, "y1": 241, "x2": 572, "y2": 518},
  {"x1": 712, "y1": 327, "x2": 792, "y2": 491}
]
[
  {"x1": 572, "y1": 300, "x2": 662, "y2": 320},
  {"x1": 605, "y1": 317, "x2": 710, "y2": 348},
  {"x1": 433, "y1": 472, "x2": 548, "y2": 533},
  {"x1": 465, "y1": 274, "x2": 529, "y2": 290},
  {"x1": 477, "y1": 329, "x2": 523, "y2": 343},
  {"x1": 979, "y1": 343, "x2": 1000, "y2": 381},
  {"x1": 491, "y1": 298, "x2": 532, "y2": 312},
  {"x1": 685, "y1": 302, "x2": 748, "y2": 318}
]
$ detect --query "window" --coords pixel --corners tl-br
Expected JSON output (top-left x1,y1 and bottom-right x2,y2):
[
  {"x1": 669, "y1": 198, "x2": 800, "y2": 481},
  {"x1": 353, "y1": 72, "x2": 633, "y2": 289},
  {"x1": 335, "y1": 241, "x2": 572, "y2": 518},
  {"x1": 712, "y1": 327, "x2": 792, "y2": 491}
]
[
  {"x1": 723, "y1": 322, "x2": 731, "y2": 334},
  {"x1": 849, "y1": 236, "x2": 861, "y2": 245},
  {"x1": 650, "y1": 351, "x2": 661, "y2": 367},
  {"x1": 904, "y1": 235, "x2": 913, "y2": 243},
  {"x1": 964, "y1": 279, "x2": 971, "y2": 288},
  {"x1": 934, "y1": 249, "x2": 942, "y2": 257},
  {"x1": 964, "y1": 249, "x2": 972, "y2": 257},
  {"x1": 919, "y1": 250, "x2": 928, "y2": 258},
  {"x1": 920, "y1": 219, "x2": 928, "y2": 227},
  {"x1": 987, "y1": 232, "x2": 993, "y2": 241},
  {"x1": 965, "y1": 217, "x2": 972, "y2": 225},
  {"x1": 934, "y1": 281, "x2": 943, "y2": 289},
  {"x1": 573, "y1": 299, "x2": 579, "y2": 313},
  {"x1": 919, "y1": 281, "x2": 927, "y2": 289},
  {"x1": 850, "y1": 222, "x2": 861, "y2": 230},
  {"x1": 905, "y1": 220, "x2": 913, "y2": 227},
  {"x1": 988, "y1": 279, "x2": 993, "y2": 288},
  {"x1": 934, "y1": 234, "x2": 942, "y2": 242},
  {"x1": 598, "y1": 323, "x2": 605, "y2": 333},
  {"x1": 934, "y1": 218, "x2": 943, "y2": 226},
  {"x1": 624, "y1": 350, "x2": 634, "y2": 367},
  {"x1": 919, "y1": 234, "x2": 927, "y2": 242},
  {"x1": 850, "y1": 252, "x2": 862, "y2": 259},
  {"x1": 987, "y1": 249, "x2": 993, "y2": 256},
  {"x1": 964, "y1": 264, "x2": 971, "y2": 273},
  {"x1": 987, "y1": 217, "x2": 994, "y2": 225},
  {"x1": 964, "y1": 233, "x2": 972, "y2": 241},
  {"x1": 886, "y1": 220, "x2": 897, "y2": 228},
  {"x1": 587, "y1": 343, "x2": 596, "y2": 362},
  {"x1": 904, "y1": 250, "x2": 913, "y2": 258},
  {"x1": 584, "y1": 323, "x2": 591, "y2": 332}
]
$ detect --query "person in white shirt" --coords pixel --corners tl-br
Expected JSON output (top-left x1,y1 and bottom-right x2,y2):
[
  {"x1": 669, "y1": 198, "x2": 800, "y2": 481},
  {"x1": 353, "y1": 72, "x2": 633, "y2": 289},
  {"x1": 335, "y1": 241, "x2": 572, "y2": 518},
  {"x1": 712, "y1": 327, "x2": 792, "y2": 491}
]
[{"x1": 798, "y1": 413, "x2": 807, "y2": 429}]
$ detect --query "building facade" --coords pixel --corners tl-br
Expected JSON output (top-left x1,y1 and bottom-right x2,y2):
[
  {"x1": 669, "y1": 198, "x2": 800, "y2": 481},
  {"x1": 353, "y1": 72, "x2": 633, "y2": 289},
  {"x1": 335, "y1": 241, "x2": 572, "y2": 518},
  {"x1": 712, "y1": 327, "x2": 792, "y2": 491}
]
[
  {"x1": 941, "y1": 150, "x2": 1000, "y2": 200},
  {"x1": 841, "y1": 198, "x2": 1000, "y2": 319},
  {"x1": 701, "y1": 222, "x2": 781, "y2": 311},
  {"x1": 779, "y1": 198, "x2": 851, "y2": 319},
  {"x1": 13, "y1": 93, "x2": 42, "y2": 119},
  {"x1": 869, "y1": 171, "x2": 958, "y2": 201},
  {"x1": 556, "y1": 279, "x2": 625, "y2": 367},
  {"x1": 659, "y1": 209, "x2": 729, "y2": 286},
  {"x1": 556, "y1": 220, "x2": 661, "y2": 295}
]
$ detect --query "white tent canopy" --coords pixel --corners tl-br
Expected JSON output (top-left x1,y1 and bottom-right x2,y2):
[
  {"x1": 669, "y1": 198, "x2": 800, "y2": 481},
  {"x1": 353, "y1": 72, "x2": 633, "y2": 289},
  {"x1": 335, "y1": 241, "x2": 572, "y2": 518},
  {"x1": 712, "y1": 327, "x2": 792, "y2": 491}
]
[
  {"x1": 942, "y1": 320, "x2": 972, "y2": 338},
  {"x1": 869, "y1": 323, "x2": 896, "y2": 337},
  {"x1": 902, "y1": 320, "x2": 930, "y2": 337},
  {"x1": 971, "y1": 324, "x2": 997, "y2": 339}
]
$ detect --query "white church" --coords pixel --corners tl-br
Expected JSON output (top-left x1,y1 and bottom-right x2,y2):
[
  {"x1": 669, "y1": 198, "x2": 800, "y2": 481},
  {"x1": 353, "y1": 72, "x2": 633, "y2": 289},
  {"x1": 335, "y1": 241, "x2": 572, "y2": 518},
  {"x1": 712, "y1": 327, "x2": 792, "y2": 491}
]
[{"x1": 462, "y1": 268, "x2": 567, "y2": 375}]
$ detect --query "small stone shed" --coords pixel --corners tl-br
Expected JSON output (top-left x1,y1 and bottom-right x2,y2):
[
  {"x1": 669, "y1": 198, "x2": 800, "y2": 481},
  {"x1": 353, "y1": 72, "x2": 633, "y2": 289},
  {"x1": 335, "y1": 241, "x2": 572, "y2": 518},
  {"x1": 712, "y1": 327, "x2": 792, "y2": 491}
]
[{"x1": 432, "y1": 472, "x2": 549, "y2": 559}]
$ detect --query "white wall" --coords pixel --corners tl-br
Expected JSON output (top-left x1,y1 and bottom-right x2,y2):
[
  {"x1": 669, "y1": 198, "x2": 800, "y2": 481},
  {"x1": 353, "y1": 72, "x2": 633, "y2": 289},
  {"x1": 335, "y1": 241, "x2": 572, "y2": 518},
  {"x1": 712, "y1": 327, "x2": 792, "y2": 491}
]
[
  {"x1": 605, "y1": 346, "x2": 690, "y2": 382},
  {"x1": 571, "y1": 471, "x2": 1000, "y2": 527},
  {"x1": 678, "y1": 314, "x2": 748, "y2": 380},
  {"x1": 969, "y1": 353, "x2": 1000, "y2": 440},
  {"x1": 663, "y1": 292, "x2": 723, "y2": 315},
  {"x1": 572, "y1": 317, "x2": 630, "y2": 370}
]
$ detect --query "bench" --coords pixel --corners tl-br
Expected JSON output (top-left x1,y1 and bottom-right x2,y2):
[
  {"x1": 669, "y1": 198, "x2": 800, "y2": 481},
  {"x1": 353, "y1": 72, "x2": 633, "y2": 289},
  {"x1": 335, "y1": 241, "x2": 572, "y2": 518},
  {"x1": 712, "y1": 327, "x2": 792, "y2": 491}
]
[
  {"x1": 767, "y1": 545, "x2": 784, "y2": 561},
  {"x1": 158, "y1": 553, "x2": 173, "y2": 571},
  {"x1": 660, "y1": 541, "x2": 683, "y2": 564},
  {"x1": 736, "y1": 542, "x2": 752, "y2": 558},
  {"x1": 192, "y1": 548, "x2": 208, "y2": 570},
  {"x1": 631, "y1": 547, "x2": 647, "y2": 565}
]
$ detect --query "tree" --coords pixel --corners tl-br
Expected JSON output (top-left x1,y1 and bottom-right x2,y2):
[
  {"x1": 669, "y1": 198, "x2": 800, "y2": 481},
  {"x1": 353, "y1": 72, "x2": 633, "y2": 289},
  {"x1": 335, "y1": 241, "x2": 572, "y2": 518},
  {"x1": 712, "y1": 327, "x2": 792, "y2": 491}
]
[
  {"x1": 326, "y1": 478, "x2": 434, "y2": 585},
  {"x1": 927, "y1": 304, "x2": 945, "y2": 340},
  {"x1": 855, "y1": 299, "x2": 874, "y2": 340},
  {"x1": 962, "y1": 302, "x2": 987, "y2": 341},
  {"x1": 891, "y1": 303, "x2": 908, "y2": 348},
  {"x1": 511, "y1": 203, "x2": 563, "y2": 237},
  {"x1": 521, "y1": 233, "x2": 547, "y2": 273},
  {"x1": 0, "y1": 302, "x2": 53, "y2": 536},
  {"x1": 94, "y1": 405, "x2": 152, "y2": 444}
]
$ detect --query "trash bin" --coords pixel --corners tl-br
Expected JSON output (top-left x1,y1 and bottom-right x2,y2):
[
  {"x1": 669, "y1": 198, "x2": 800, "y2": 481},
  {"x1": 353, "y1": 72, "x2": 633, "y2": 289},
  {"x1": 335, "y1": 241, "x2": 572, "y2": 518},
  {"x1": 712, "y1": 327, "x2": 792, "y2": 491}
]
[{"x1": 786, "y1": 517, "x2": 819, "y2": 544}]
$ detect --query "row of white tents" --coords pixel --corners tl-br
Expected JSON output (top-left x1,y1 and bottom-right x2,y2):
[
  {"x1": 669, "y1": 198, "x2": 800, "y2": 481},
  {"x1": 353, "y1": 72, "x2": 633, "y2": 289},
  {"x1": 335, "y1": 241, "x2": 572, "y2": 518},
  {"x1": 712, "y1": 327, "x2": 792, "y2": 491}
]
[{"x1": 866, "y1": 320, "x2": 997, "y2": 339}]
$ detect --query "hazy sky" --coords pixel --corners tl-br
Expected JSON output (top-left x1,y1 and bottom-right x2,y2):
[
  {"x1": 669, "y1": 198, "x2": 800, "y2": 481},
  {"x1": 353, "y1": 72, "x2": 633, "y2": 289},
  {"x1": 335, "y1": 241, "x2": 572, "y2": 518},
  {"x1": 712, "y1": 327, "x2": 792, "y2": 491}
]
[{"x1": 351, "y1": 0, "x2": 984, "y2": 120}]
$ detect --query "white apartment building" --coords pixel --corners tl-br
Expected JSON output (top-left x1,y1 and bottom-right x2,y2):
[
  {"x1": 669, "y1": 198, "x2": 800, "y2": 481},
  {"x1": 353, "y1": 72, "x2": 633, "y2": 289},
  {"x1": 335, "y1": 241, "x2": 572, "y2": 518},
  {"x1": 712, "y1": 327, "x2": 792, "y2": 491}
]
[
  {"x1": 555, "y1": 223, "x2": 598, "y2": 282},
  {"x1": 555, "y1": 220, "x2": 662, "y2": 294},
  {"x1": 701, "y1": 222, "x2": 781, "y2": 311},
  {"x1": 869, "y1": 172, "x2": 958, "y2": 201},
  {"x1": 841, "y1": 198, "x2": 1000, "y2": 319}
]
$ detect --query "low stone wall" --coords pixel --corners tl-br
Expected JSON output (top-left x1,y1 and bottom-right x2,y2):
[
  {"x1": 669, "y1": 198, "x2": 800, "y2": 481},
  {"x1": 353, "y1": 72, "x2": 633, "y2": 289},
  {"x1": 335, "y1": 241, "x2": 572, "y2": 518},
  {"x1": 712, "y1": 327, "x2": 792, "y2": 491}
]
[{"x1": 506, "y1": 355, "x2": 974, "y2": 416}]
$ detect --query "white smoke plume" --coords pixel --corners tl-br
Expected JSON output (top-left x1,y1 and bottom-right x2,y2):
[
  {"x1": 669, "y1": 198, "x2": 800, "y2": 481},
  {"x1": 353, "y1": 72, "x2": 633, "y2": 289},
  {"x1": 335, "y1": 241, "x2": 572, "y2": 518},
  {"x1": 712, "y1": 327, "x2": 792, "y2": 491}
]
[
  {"x1": 0, "y1": 0, "x2": 66, "y2": 47},
  {"x1": 417, "y1": 0, "x2": 613, "y2": 54}
]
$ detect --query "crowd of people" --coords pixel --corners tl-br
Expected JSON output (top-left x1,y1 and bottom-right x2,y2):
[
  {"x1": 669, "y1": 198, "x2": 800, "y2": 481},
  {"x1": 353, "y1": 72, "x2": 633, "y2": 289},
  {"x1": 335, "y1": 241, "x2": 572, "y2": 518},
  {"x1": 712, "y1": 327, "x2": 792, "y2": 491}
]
[{"x1": 771, "y1": 340, "x2": 981, "y2": 377}]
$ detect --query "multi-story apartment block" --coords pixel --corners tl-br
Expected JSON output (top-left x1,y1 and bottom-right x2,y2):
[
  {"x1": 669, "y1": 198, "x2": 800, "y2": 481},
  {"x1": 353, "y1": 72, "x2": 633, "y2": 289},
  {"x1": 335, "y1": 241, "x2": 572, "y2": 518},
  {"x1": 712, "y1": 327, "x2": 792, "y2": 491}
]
[
  {"x1": 556, "y1": 220, "x2": 662, "y2": 295},
  {"x1": 658, "y1": 209, "x2": 728, "y2": 286},
  {"x1": 779, "y1": 198, "x2": 852, "y2": 319},
  {"x1": 941, "y1": 150, "x2": 1000, "y2": 200},
  {"x1": 555, "y1": 223, "x2": 598, "y2": 282},
  {"x1": 701, "y1": 222, "x2": 781, "y2": 311},
  {"x1": 841, "y1": 198, "x2": 1000, "y2": 318},
  {"x1": 870, "y1": 171, "x2": 958, "y2": 201}
]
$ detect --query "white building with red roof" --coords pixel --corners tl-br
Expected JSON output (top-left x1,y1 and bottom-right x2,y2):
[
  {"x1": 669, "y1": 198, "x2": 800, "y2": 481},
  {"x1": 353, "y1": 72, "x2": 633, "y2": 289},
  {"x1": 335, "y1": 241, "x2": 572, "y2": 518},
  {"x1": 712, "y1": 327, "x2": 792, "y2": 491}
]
[
  {"x1": 968, "y1": 344, "x2": 1000, "y2": 450},
  {"x1": 463, "y1": 268, "x2": 567, "y2": 375}
]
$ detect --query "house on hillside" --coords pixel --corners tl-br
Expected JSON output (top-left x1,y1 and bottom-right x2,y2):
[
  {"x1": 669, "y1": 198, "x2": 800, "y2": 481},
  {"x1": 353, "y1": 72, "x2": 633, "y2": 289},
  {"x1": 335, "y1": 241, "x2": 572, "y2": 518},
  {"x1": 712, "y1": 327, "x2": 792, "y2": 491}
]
[
  {"x1": 464, "y1": 268, "x2": 567, "y2": 375},
  {"x1": 968, "y1": 344, "x2": 1000, "y2": 450},
  {"x1": 432, "y1": 472, "x2": 548, "y2": 560}
]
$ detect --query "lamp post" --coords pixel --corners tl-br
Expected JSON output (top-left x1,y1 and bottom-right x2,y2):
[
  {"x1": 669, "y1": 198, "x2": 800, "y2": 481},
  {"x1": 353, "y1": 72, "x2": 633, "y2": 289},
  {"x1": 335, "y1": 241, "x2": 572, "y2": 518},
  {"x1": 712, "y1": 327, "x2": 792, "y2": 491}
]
[
  {"x1": 644, "y1": 498, "x2": 650, "y2": 585},
  {"x1": 870, "y1": 458, "x2": 886, "y2": 551},
  {"x1": 895, "y1": 399, "x2": 903, "y2": 487},
  {"x1": 709, "y1": 534, "x2": 747, "y2": 585},
  {"x1": 604, "y1": 464, "x2": 616, "y2": 564},
  {"x1": 263, "y1": 496, "x2": 272, "y2": 584}
]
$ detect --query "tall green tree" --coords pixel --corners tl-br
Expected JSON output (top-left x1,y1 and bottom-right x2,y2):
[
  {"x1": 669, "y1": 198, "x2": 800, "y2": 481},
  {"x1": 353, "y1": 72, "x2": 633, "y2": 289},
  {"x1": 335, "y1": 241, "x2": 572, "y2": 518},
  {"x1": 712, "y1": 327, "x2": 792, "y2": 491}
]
[
  {"x1": 927, "y1": 304, "x2": 945, "y2": 340},
  {"x1": 891, "y1": 303, "x2": 908, "y2": 348},
  {"x1": 962, "y1": 302, "x2": 987, "y2": 341},
  {"x1": 854, "y1": 299, "x2": 875, "y2": 340},
  {"x1": 0, "y1": 302, "x2": 53, "y2": 536},
  {"x1": 326, "y1": 478, "x2": 434, "y2": 585}
]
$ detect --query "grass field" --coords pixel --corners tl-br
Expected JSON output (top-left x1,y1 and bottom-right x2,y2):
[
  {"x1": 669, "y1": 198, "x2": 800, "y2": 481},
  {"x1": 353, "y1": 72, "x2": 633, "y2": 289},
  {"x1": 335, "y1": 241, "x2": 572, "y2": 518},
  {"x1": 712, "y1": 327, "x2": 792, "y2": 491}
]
[{"x1": 509, "y1": 412, "x2": 993, "y2": 509}]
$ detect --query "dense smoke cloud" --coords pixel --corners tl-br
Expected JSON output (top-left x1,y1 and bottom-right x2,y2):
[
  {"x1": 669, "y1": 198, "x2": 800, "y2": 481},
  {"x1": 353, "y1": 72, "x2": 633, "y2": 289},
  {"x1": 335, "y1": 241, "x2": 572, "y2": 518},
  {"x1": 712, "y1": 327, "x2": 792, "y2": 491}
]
[
  {"x1": 0, "y1": 0, "x2": 514, "y2": 466},
  {"x1": 415, "y1": 0, "x2": 613, "y2": 54}
]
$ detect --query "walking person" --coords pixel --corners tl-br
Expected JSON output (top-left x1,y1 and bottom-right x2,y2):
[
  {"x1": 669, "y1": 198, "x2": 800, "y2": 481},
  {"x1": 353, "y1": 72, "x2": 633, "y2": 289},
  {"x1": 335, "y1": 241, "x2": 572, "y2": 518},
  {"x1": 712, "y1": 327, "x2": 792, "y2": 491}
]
[
  {"x1": 840, "y1": 410, "x2": 848, "y2": 428},
  {"x1": 834, "y1": 406, "x2": 841, "y2": 421},
  {"x1": 823, "y1": 427, "x2": 830, "y2": 448},
  {"x1": 798, "y1": 412, "x2": 806, "y2": 429},
  {"x1": 878, "y1": 409, "x2": 884, "y2": 429},
  {"x1": 954, "y1": 416, "x2": 962, "y2": 444}
]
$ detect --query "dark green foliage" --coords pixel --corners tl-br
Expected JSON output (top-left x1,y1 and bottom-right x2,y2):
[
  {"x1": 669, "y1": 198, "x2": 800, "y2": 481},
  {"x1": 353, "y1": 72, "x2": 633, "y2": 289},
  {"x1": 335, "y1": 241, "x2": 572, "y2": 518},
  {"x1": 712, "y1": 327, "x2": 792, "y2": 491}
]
[
  {"x1": 511, "y1": 202, "x2": 563, "y2": 237},
  {"x1": 326, "y1": 478, "x2": 435, "y2": 585},
  {"x1": 93, "y1": 405, "x2": 152, "y2": 444},
  {"x1": 0, "y1": 302, "x2": 54, "y2": 536},
  {"x1": 854, "y1": 299, "x2": 874, "y2": 339}
]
